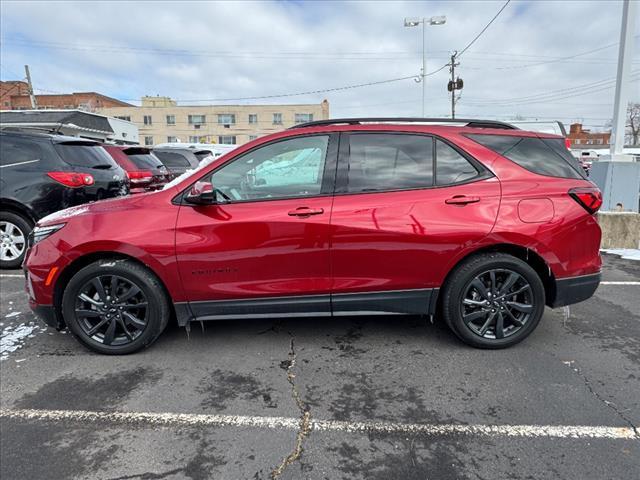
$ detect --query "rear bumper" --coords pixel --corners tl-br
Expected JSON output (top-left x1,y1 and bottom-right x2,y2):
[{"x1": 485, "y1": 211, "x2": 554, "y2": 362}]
[
  {"x1": 551, "y1": 272, "x2": 601, "y2": 308},
  {"x1": 29, "y1": 301, "x2": 64, "y2": 330}
]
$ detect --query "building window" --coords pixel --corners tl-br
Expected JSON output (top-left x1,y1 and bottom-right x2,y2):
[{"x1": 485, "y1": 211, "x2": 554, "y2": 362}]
[
  {"x1": 188, "y1": 114, "x2": 206, "y2": 125},
  {"x1": 248, "y1": 114, "x2": 258, "y2": 124},
  {"x1": 115, "y1": 115, "x2": 131, "y2": 122},
  {"x1": 249, "y1": 135, "x2": 258, "y2": 141},
  {"x1": 218, "y1": 135, "x2": 237, "y2": 145},
  {"x1": 143, "y1": 115, "x2": 152, "y2": 125},
  {"x1": 167, "y1": 136, "x2": 178, "y2": 143},
  {"x1": 295, "y1": 113, "x2": 313, "y2": 124},
  {"x1": 217, "y1": 114, "x2": 236, "y2": 125},
  {"x1": 166, "y1": 115, "x2": 175, "y2": 125},
  {"x1": 144, "y1": 136, "x2": 154, "y2": 146},
  {"x1": 190, "y1": 136, "x2": 207, "y2": 143},
  {"x1": 574, "y1": 139, "x2": 581, "y2": 145},
  {"x1": 273, "y1": 113, "x2": 283, "y2": 125}
]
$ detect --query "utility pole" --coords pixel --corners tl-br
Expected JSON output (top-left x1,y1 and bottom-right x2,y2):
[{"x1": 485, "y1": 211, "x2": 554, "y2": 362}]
[
  {"x1": 447, "y1": 52, "x2": 462, "y2": 119},
  {"x1": 24, "y1": 65, "x2": 37, "y2": 109}
]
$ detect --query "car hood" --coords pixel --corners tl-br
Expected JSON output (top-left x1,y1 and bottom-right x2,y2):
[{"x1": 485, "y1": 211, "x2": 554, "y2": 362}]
[{"x1": 38, "y1": 190, "x2": 164, "y2": 226}]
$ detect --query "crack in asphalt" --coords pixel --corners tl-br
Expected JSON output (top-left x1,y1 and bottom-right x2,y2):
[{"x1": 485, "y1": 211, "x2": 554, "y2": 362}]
[
  {"x1": 564, "y1": 361, "x2": 640, "y2": 440},
  {"x1": 270, "y1": 336, "x2": 312, "y2": 480}
]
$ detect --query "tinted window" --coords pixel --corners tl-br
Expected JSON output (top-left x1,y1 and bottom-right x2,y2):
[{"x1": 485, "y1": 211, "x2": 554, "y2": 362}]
[
  {"x1": 209, "y1": 135, "x2": 329, "y2": 201},
  {"x1": 467, "y1": 134, "x2": 585, "y2": 179},
  {"x1": 154, "y1": 151, "x2": 191, "y2": 168},
  {"x1": 0, "y1": 136, "x2": 45, "y2": 167},
  {"x1": 435, "y1": 140, "x2": 478, "y2": 185},
  {"x1": 127, "y1": 153, "x2": 163, "y2": 169},
  {"x1": 347, "y1": 134, "x2": 433, "y2": 193},
  {"x1": 55, "y1": 143, "x2": 117, "y2": 168}
]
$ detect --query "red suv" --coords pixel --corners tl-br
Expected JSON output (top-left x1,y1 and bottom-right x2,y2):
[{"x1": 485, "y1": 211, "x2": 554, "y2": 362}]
[
  {"x1": 24, "y1": 118, "x2": 602, "y2": 354},
  {"x1": 102, "y1": 145, "x2": 171, "y2": 193}
]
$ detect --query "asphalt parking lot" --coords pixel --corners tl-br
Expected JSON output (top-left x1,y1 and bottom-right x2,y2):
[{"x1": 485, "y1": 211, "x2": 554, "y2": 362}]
[{"x1": 1, "y1": 253, "x2": 639, "y2": 480}]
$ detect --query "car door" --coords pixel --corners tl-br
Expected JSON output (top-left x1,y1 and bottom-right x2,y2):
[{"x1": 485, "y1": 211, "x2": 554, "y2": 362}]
[
  {"x1": 175, "y1": 133, "x2": 338, "y2": 319},
  {"x1": 329, "y1": 132, "x2": 501, "y2": 315}
]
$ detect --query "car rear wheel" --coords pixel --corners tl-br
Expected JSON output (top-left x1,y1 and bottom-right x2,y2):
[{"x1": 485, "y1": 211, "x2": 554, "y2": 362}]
[
  {"x1": 0, "y1": 212, "x2": 32, "y2": 269},
  {"x1": 62, "y1": 259, "x2": 170, "y2": 354},
  {"x1": 442, "y1": 253, "x2": 545, "y2": 349}
]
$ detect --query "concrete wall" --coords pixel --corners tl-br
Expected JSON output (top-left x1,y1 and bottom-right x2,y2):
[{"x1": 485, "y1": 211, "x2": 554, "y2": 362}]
[{"x1": 597, "y1": 212, "x2": 640, "y2": 249}]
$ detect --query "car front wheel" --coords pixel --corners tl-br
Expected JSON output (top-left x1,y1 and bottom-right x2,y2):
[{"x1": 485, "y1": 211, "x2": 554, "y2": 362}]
[
  {"x1": 442, "y1": 253, "x2": 545, "y2": 349},
  {"x1": 62, "y1": 259, "x2": 170, "y2": 354}
]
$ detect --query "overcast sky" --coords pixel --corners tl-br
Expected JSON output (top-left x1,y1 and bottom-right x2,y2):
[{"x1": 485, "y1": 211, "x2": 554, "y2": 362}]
[{"x1": 1, "y1": 0, "x2": 638, "y2": 129}]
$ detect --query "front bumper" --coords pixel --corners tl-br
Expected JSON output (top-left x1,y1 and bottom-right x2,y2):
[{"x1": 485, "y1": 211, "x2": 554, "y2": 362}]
[{"x1": 551, "y1": 272, "x2": 601, "y2": 308}]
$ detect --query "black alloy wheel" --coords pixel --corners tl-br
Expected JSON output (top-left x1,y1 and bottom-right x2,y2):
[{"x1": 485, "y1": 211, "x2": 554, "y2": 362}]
[
  {"x1": 460, "y1": 269, "x2": 533, "y2": 340},
  {"x1": 62, "y1": 259, "x2": 170, "y2": 354},
  {"x1": 75, "y1": 275, "x2": 148, "y2": 346},
  {"x1": 442, "y1": 253, "x2": 545, "y2": 349}
]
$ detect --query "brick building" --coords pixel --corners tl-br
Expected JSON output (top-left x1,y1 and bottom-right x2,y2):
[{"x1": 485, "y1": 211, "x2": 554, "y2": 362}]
[
  {"x1": 0, "y1": 81, "x2": 132, "y2": 111},
  {"x1": 567, "y1": 123, "x2": 611, "y2": 148}
]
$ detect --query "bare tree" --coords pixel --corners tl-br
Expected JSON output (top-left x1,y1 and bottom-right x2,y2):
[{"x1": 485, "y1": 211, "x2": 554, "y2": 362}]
[{"x1": 628, "y1": 103, "x2": 640, "y2": 146}]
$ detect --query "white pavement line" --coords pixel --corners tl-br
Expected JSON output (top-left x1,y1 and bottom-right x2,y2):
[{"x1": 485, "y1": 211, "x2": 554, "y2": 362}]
[
  {"x1": 600, "y1": 281, "x2": 640, "y2": 285},
  {"x1": 0, "y1": 408, "x2": 636, "y2": 440},
  {"x1": 0, "y1": 274, "x2": 23, "y2": 278}
]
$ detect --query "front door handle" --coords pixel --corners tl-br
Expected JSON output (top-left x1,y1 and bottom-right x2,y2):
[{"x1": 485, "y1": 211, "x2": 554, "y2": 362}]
[
  {"x1": 445, "y1": 195, "x2": 480, "y2": 205},
  {"x1": 288, "y1": 207, "x2": 325, "y2": 217}
]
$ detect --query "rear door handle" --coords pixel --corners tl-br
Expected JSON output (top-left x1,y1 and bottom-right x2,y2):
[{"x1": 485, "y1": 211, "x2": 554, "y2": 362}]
[
  {"x1": 288, "y1": 207, "x2": 325, "y2": 217},
  {"x1": 445, "y1": 195, "x2": 480, "y2": 205}
]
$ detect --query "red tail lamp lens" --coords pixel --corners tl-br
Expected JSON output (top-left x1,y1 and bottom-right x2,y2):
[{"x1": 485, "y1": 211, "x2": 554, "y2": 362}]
[
  {"x1": 47, "y1": 172, "x2": 94, "y2": 188},
  {"x1": 569, "y1": 187, "x2": 602, "y2": 214}
]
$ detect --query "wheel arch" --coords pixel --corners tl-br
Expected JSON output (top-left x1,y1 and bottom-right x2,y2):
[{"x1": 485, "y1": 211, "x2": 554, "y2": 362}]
[
  {"x1": 0, "y1": 199, "x2": 38, "y2": 225},
  {"x1": 52, "y1": 251, "x2": 177, "y2": 328},
  {"x1": 439, "y1": 243, "x2": 557, "y2": 308}
]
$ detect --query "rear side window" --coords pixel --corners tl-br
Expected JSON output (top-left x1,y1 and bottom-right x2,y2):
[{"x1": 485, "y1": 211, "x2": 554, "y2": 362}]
[
  {"x1": 55, "y1": 143, "x2": 117, "y2": 169},
  {"x1": 347, "y1": 134, "x2": 433, "y2": 193},
  {"x1": 467, "y1": 134, "x2": 586, "y2": 179},
  {"x1": 435, "y1": 140, "x2": 479, "y2": 185},
  {"x1": 154, "y1": 151, "x2": 191, "y2": 168},
  {"x1": 0, "y1": 136, "x2": 45, "y2": 168},
  {"x1": 127, "y1": 153, "x2": 163, "y2": 169}
]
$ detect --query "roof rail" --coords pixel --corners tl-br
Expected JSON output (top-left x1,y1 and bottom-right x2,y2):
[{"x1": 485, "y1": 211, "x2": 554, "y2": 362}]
[{"x1": 289, "y1": 117, "x2": 518, "y2": 130}]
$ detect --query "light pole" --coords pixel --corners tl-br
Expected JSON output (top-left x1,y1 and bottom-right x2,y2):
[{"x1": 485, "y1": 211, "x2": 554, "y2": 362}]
[{"x1": 404, "y1": 15, "x2": 446, "y2": 117}]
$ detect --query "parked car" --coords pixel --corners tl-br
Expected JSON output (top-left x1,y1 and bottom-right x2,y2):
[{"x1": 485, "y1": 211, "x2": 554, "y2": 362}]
[
  {"x1": 153, "y1": 147, "x2": 200, "y2": 176},
  {"x1": 0, "y1": 129, "x2": 128, "y2": 268},
  {"x1": 24, "y1": 118, "x2": 602, "y2": 354},
  {"x1": 103, "y1": 145, "x2": 171, "y2": 193}
]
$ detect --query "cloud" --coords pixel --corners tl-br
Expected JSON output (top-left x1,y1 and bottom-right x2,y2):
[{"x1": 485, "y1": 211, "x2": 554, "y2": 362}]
[{"x1": 1, "y1": 0, "x2": 638, "y2": 129}]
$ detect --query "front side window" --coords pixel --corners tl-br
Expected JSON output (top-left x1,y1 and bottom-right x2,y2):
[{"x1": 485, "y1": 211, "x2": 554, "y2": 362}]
[
  {"x1": 467, "y1": 134, "x2": 586, "y2": 179},
  {"x1": 346, "y1": 134, "x2": 433, "y2": 193},
  {"x1": 217, "y1": 114, "x2": 235, "y2": 125},
  {"x1": 435, "y1": 140, "x2": 478, "y2": 185},
  {"x1": 208, "y1": 135, "x2": 329, "y2": 202}
]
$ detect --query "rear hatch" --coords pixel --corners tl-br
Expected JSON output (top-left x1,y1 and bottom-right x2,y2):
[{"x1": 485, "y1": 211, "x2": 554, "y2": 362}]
[
  {"x1": 122, "y1": 147, "x2": 170, "y2": 191},
  {"x1": 53, "y1": 141, "x2": 129, "y2": 199},
  {"x1": 153, "y1": 149, "x2": 199, "y2": 177}
]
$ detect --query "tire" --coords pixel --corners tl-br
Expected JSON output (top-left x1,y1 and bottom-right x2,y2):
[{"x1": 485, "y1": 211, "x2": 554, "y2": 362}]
[
  {"x1": 0, "y1": 211, "x2": 32, "y2": 269},
  {"x1": 442, "y1": 253, "x2": 545, "y2": 349},
  {"x1": 62, "y1": 259, "x2": 170, "y2": 354}
]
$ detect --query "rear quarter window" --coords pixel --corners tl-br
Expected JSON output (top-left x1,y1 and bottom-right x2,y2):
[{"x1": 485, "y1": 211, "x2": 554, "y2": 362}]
[
  {"x1": 0, "y1": 136, "x2": 47, "y2": 169},
  {"x1": 466, "y1": 134, "x2": 586, "y2": 179}
]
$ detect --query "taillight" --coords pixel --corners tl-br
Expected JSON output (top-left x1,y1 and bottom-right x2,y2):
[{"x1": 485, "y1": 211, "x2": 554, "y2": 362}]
[
  {"x1": 569, "y1": 187, "x2": 602, "y2": 214},
  {"x1": 565, "y1": 138, "x2": 572, "y2": 149},
  {"x1": 47, "y1": 171, "x2": 94, "y2": 188},
  {"x1": 127, "y1": 170, "x2": 153, "y2": 184}
]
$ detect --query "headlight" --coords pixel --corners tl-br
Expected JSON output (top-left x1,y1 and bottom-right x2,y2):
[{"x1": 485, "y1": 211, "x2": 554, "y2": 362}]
[{"x1": 30, "y1": 224, "x2": 66, "y2": 246}]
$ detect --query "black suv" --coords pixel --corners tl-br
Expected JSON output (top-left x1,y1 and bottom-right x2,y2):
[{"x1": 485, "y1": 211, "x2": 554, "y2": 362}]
[{"x1": 0, "y1": 130, "x2": 128, "y2": 268}]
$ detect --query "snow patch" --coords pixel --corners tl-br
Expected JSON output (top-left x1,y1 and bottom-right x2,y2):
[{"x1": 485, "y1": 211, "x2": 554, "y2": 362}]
[
  {"x1": 1, "y1": 323, "x2": 40, "y2": 361},
  {"x1": 601, "y1": 249, "x2": 640, "y2": 262}
]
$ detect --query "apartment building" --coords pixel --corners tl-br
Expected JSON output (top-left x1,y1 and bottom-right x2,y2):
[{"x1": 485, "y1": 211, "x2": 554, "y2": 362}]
[
  {"x1": 99, "y1": 96, "x2": 330, "y2": 146},
  {"x1": 567, "y1": 122, "x2": 611, "y2": 148}
]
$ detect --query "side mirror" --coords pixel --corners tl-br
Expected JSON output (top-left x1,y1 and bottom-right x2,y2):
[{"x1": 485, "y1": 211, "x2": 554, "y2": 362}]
[{"x1": 185, "y1": 180, "x2": 216, "y2": 204}]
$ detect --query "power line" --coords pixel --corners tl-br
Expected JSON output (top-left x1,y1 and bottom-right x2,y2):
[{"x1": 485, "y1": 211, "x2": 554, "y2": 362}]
[{"x1": 457, "y1": 0, "x2": 512, "y2": 59}]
